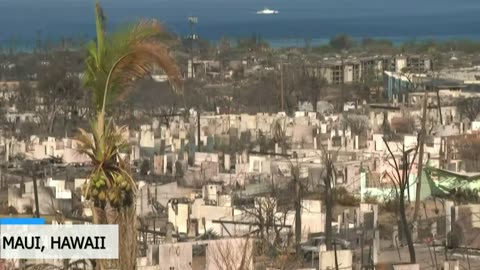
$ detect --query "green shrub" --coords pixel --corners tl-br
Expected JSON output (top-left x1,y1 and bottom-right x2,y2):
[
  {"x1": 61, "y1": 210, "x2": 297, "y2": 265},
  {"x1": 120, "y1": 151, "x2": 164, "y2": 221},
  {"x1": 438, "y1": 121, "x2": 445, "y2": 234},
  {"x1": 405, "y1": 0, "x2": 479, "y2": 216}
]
[
  {"x1": 363, "y1": 192, "x2": 380, "y2": 204},
  {"x1": 335, "y1": 187, "x2": 360, "y2": 206}
]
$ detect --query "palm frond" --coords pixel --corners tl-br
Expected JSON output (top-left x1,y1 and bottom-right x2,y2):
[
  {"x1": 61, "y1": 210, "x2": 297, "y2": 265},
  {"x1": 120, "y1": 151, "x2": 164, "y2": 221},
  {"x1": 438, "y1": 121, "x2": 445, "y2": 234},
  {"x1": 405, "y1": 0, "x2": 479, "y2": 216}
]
[
  {"x1": 94, "y1": 1, "x2": 106, "y2": 65},
  {"x1": 84, "y1": 16, "x2": 182, "y2": 111},
  {"x1": 113, "y1": 40, "x2": 182, "y2": 101},
  {"x1": 77, "y1": 128, "x2": 94, "y2": 149},
  {"x1": 25, "y1": 263, "x2": 61, "y2": 270},
  {"x1": 76, "y1": 118, "x2": 137, "y2": 206}
]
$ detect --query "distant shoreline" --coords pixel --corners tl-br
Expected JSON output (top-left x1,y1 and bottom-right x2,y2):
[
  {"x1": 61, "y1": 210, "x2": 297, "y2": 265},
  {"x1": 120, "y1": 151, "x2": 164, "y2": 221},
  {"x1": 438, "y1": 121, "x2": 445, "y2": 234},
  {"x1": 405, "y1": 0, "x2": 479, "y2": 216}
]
[
  {"x1": 245, "y1": 34, "x2": 480, "y2": 49},
  {"x1": 3, "y1": 34, "x2": 480, "y2": 52}
]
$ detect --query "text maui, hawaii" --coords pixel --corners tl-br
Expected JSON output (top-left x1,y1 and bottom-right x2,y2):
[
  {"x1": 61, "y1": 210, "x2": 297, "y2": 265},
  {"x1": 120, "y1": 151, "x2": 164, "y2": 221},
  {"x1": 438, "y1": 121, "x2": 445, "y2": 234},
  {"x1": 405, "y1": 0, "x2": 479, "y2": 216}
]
[{"x1": 2, "y1": 236, "x2": 106, "y2": 251}]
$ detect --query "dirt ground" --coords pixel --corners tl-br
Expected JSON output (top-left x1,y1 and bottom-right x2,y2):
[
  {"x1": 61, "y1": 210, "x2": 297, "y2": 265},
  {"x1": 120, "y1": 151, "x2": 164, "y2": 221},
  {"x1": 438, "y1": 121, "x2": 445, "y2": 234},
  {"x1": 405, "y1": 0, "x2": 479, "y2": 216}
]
[
  {"x1": 276, "y1": 242, "x2": 480, "y2": 270},
  {"x1": 377, "y1": 241, "x2": 480, "y2": 270}
]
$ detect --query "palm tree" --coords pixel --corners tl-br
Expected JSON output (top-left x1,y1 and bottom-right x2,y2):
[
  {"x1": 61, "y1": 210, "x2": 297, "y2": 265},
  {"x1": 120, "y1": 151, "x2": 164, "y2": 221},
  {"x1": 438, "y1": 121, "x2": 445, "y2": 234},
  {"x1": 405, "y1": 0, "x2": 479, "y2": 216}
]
[{"x1": 77, "y1": 2, "x2": 182, "y2": 270}]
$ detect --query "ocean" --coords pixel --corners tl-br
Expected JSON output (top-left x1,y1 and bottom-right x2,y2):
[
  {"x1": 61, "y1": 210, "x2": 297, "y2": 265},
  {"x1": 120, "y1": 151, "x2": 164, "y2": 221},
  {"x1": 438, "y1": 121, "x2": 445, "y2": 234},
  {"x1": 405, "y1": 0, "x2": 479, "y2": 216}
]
[{"x1": 1, "y1": 0, "x2": 480, "y2": 49}]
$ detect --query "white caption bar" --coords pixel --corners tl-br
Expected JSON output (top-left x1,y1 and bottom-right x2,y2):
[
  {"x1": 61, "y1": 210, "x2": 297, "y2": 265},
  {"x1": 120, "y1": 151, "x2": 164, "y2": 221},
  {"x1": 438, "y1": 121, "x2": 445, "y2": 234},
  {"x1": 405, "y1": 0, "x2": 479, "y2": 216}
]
[{"x1": 0, "y1": 225, "x2": 118, "y2": 259}]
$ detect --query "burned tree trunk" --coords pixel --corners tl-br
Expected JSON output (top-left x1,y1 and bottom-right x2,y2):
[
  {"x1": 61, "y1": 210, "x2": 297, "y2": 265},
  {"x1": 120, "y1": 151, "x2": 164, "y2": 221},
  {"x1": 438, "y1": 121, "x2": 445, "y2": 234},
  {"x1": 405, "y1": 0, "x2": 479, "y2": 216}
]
[
  {"x1": 293, "y1": 164, "x2": 302, "y2": 253},
  {"x1": 399, "y1": 187, "x2": 416, "y2": 263},
  {"x1": 322, "y1": 151, "x2": 336, "y2": 251},
  {"x1": 383, "y1": 138, "x2": 419, "y2": 263}
]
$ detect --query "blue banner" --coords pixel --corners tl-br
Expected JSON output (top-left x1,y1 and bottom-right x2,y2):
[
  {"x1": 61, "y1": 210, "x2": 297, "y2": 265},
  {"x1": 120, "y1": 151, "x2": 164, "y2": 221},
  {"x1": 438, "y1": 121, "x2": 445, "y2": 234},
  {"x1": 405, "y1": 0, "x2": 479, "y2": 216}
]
[{"x1": 0, "y1": 218, "x2": 45, "y2": 225}]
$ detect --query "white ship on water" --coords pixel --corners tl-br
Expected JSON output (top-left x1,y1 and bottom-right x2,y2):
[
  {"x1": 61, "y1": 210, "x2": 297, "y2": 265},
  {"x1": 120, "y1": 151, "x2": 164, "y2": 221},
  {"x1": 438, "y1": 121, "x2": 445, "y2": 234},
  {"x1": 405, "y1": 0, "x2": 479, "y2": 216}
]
[{"x1": 257, "y1": 8, "x2": 279, "y2": 15}]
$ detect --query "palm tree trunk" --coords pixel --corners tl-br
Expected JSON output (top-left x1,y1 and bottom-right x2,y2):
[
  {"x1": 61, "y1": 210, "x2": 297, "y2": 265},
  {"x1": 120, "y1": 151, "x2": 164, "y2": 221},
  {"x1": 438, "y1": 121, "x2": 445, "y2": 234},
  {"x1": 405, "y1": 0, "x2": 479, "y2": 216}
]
[
  {"x1": 92, "y1": 204, "x2": 137, "y2": 270},
  {"x1": 92, "y1": 206, "x2": 107, "y2": 225},
  {"x1": 104, "y1": 204, "x2": 137, "y2": 270},
  {"x1": 92, "y1": 206, "x2": 107, "y2": 270},
  {"x1": 117, "y1": 205, "x2": 138, "y2": 270}
]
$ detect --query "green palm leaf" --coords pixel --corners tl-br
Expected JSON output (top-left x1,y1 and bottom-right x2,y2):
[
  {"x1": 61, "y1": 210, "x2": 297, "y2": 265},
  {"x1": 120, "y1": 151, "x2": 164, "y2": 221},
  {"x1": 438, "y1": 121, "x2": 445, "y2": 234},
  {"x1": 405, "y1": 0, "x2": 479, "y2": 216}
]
[{"x1": 77, "y1": 4, "x2": 182, "y2": 269}]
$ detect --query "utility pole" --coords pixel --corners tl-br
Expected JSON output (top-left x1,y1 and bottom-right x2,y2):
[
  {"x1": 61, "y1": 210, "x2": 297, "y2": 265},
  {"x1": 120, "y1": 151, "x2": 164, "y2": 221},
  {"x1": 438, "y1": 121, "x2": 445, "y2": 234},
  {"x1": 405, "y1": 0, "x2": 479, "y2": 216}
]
[
  {"x1": 9, "y1": 34, "x2": 16, "y2": 56},
  {"x1": 32, "y1": 163, "x2": 40, "y2": 218},
  {"x1": 280, "y1": 61, "x2": 284, "y2": 111},
  {"x1": 197, "y1": 110, "x2": 201, "y2": 151},
  {"x1": 188, "y1": 15, "x2": 201, "y2": 153},
  {"x1": 430, "y1": 53, "x2": 443, "y2": 126},
  {"x1": 154, "y1": 185, "x2": 158, "y2": 244},
  {"x1": 404, "y1": 149, "x2": 411, "y2": 203},
  {"x1": 413, "y1": 82, "x2": 428, "y2": 222},
  {"x1": 35, "y1": 30, "x2": 42, "y2": 55},
  {"x1": 341, "y1": 56, "x2": 347, "y2": 147},
  {"x1": 324, "y1": 152, "x2": 335, "y2": 251},
  {"x1": 187, "y1": 16, "x2": 198, "y2": 79},
  {"x1": 334, "y1": 239, "x2": 339, "y2": 270},
  {"x1": 188, "y1": 16, "x2": 198, "y2": 45},
  {"x1": 341, "y1": 57, "x2": 345, "y2": 111}
]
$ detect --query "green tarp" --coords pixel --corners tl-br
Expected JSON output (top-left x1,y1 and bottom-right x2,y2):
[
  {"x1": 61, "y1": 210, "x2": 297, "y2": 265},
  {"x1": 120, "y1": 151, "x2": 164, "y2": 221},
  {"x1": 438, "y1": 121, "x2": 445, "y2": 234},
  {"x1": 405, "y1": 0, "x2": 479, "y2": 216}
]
[{"x1": 424, "y1": 166, "x2": 480, "y2": 197}]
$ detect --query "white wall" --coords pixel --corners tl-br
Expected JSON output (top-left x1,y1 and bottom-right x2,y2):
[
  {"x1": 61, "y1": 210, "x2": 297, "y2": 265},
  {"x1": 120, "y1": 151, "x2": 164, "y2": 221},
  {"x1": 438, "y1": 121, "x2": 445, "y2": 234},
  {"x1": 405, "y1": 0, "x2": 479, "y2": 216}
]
[
  {"x1": 320, "y1": 250, "x2": 352, "y2": 270},
  {"x1": 302, "y1": 200, "x2": 321, "y2": 213},
  {"x1": 393, "y1": 264, "x2": 420, "y2": 270},
  {"x1": 249, "y1": 156, "x2": 268, "y2": 173},
  {"x1": 140, "y1": 128, "x2": 155, "y2": 148},
  {"x1": 395, "y1": 58, "x2": 407, "y2": 72},
  {"x1": 472, "y1": 121, "x2": 480, "y2": 131},
  {"x1": 158, "y1": 243, "x2": 192, "y2": 270},
  {"x1": 45, "y1": 178, "x2": 71, "y2": 199},
  {"x1": 191, "y1": 199, "x2": 233, "y2": 234},
  {"x1": 168, "y1": 202, "x2": 190, "y2": 234},
  {"x1": 194, "y1": 152, "x2": 219, "y2": 167}
]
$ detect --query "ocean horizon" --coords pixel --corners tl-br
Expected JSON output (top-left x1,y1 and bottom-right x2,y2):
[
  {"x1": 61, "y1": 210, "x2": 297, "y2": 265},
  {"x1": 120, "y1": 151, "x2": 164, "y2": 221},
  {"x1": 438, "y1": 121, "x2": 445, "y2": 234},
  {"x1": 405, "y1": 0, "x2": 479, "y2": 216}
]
[{"x1": 1, "y1": 0, "x2": 480, "y2": 49}]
